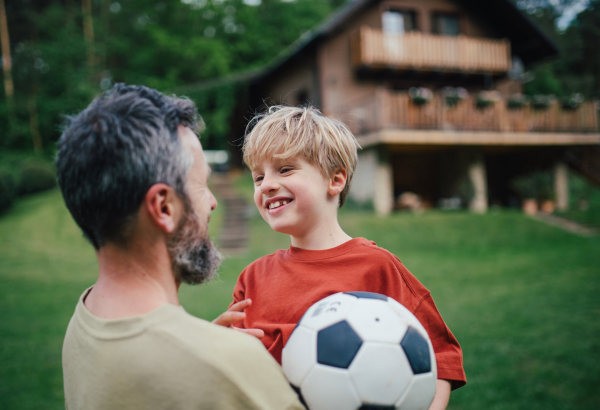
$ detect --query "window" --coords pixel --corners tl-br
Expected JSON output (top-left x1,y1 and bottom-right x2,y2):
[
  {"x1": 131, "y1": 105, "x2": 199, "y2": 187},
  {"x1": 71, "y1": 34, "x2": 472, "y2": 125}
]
[
  {"x1": 432, "y1": 13, "x2": 460, "y2": 36},
  {"x1": 382, "y1": 10, "x2": 417, "y2": 34}
]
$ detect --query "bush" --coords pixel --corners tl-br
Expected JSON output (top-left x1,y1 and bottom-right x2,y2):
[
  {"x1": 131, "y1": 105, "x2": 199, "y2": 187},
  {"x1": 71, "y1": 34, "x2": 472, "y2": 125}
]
[
  {"x1": 18, "y1": 161, "x2": 57, "y2": 196},
  {"x1": 0, "y1": 170, "x2": 17, "y2": 214},
  {"x1": 510, "y1": 171, "x2": 554, "y2": 201}
]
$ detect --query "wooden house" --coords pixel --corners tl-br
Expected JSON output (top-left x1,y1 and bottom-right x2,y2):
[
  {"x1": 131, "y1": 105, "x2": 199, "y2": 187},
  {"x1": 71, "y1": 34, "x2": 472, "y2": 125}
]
[{"x1": 230, "y1": 0, "x2": 600, "y2": 214}]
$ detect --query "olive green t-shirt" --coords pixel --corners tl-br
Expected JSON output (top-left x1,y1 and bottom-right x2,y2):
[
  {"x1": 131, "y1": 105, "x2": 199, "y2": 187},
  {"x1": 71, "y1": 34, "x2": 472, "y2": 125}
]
[{"x1": 62, "y1": 289, "x2": 304, "y2": 410}]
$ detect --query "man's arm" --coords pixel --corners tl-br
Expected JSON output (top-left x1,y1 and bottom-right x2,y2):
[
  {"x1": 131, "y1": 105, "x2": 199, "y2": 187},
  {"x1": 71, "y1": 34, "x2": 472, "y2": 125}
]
[{"x1": 428, "y1": 380, "x2": 451, "y2": 410}]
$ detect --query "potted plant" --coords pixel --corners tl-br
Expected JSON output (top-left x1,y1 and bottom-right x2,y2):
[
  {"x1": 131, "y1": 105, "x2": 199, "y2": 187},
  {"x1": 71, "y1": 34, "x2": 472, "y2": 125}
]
[
  {"x1": 507, "y1": 93, "x2": 529, "y2": 110},
  {"x1": 561, "y1": 93, "x2": 584, "y2": 110},
  {"x1": 408, "y1": 87, "x2": 433, "y2": 105},
  {"x1": 511, "y1": 171, "x2": 555, "y2": 215},
  {"x1": 531, "y1": 94, "x2": 556, "y2": 110},
  {"x1": 511, "y1": 174, "x2": 538, "y2": 215},
  {"x1": 535, "y1": 172, "x2": 555, "y2": 214},
  {"x1": 475, "y1": 90, "x2": 501, "y2": 109},
  {"x1": 442, "y1": 87, "x2": 469, "y2": 107}
]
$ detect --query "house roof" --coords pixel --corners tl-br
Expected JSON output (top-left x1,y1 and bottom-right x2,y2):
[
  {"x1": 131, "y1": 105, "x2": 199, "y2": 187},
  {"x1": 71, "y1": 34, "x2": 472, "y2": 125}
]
[{"x1": 252, "y1": 0, "x2": 559, "y2": 82}]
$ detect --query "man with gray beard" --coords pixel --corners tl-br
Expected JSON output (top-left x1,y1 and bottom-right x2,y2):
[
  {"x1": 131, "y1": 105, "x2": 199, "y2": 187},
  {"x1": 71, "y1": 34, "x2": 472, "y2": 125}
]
[{"x1": 56, "y1": 84, "x2": 304, "y2": 410}]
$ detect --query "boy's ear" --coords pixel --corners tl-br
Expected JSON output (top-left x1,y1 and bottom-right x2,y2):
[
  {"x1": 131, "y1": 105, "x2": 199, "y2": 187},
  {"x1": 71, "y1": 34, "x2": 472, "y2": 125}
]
[
  {"x1": 144, "y1": 183, "x2": 183, "y2": 234},
  {"x1": 328, "y1": 167, "x2": 348, "y2": 197}
]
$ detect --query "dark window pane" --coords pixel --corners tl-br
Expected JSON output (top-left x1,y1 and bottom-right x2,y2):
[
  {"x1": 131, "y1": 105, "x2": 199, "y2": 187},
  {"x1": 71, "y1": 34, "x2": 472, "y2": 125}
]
[
  {"x1": 432, "y1": 13, "x2": 460, "y2": 36},
  {"x1": 443, "y1": 15, "x2": 460, "y2": 35}
]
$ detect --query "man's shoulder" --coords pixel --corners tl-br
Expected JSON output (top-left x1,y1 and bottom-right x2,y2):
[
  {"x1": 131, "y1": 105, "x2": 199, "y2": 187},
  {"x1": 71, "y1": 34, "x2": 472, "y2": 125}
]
[
  {"x1": 152, "y1": 308, "x2": 267, "y2": 358},
  {"x1": 63, "y1": 306, "x2": 302, "y2": 410}
]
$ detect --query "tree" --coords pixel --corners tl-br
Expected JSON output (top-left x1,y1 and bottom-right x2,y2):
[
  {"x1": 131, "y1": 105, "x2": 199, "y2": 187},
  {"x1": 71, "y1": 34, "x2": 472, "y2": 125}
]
[{"x1": 0, "y1": 0, "x2": 344, "y2": 152}]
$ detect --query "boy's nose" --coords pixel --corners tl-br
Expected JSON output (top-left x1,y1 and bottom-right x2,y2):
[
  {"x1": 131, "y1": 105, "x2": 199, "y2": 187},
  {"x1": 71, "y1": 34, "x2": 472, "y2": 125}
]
[{"x1": 260, "y1": 174, "x2": 280, "y2": 194}]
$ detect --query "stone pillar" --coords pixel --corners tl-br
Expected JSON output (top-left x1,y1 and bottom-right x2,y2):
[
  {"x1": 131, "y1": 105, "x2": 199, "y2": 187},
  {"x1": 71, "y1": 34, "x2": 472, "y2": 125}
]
[
  {"x1": 468, "y1": 153, "x2": 488, "y2": 213},
  {"x1": 374, "y1": 149, "x2": 394, "y2": 216},
  {"x1": 554, "y1": 162, "x2": 569, "y2": 211}
]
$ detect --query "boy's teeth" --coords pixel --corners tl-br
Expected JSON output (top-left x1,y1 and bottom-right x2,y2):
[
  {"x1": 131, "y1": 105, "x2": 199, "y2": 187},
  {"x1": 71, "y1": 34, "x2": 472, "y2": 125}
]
[{"x1": 269, "y1": 200, "x2": 289, "y2": 209}]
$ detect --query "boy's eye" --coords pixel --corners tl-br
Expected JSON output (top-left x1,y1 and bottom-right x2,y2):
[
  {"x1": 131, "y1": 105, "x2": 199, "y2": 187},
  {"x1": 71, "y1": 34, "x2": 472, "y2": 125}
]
[
  {"x1": 280, "y1": 167, "x2": 293, "y2": 173},
  {"x1": 253, "y1": 175, "x2": 263, "y2": 184}
]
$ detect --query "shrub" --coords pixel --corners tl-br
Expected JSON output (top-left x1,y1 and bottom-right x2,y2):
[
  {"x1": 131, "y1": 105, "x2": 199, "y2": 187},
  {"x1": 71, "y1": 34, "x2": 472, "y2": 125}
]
[
  {"x1": 18, "y1": 160, "x2": 57, "y2": 196},
  {"x1": 0, "y1": 170, "x2": 17, "y2": 215},
  {"x1": 510, "y1": 171, "x2": 554, "y2": 201}
]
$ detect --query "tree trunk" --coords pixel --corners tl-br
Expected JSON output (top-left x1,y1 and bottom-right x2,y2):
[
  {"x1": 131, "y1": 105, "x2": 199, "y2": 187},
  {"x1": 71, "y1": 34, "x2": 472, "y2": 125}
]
[
  {"x1": 28, "y1": 97, "x2": 42, "y2": 154},
  {"x1": 82, "y1": 0, "x2": 95, "y2": 78},
  {"x1": 0, "y1": 0, "x2": 15, "y2": 123}
]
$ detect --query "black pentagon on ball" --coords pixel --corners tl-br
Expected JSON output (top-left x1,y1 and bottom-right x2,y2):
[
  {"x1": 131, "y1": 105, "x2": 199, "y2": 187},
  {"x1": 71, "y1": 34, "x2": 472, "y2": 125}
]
[
  {"x1": 291, "y1": 385, "x2": 308, "y2": 409},
  {"x1": 317, "y1": 320, "x2": 363, "y2": 369},
  {"x1": 400, "y1": 326, "x2": 431, "y2": 374},
  {"x1": 345, "y1": 291, "x2": 388, "y2": 301},
  {"x1": 359, "y1": 405, "x2": 396, "y2": 410}
]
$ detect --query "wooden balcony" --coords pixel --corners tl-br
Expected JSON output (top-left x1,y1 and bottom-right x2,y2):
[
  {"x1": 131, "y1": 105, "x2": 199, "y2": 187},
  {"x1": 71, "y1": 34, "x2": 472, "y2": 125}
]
[
  {"x1": 351, "y1": 27, "x2": 512, "y2": 74},
  {"x1": 330, "y1": 90, "x2": 600, "y2": 143}
]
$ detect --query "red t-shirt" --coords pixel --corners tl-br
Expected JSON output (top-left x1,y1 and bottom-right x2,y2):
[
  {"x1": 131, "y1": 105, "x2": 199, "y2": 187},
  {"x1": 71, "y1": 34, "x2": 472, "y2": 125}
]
[{"x1": 231, "y1": 237, "x2": 466, "y2": 390}]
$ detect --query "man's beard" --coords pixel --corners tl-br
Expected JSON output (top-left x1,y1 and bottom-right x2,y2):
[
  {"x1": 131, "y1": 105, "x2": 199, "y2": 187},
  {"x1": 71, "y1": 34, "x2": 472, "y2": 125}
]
[{"x1": 167, "y1": 201, "x2": 223, "y2": 285}]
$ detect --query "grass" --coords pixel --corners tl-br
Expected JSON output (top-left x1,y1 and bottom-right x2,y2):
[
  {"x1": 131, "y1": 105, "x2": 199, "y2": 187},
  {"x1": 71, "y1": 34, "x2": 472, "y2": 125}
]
[{"x1": 0, "y1": 187, "x2": 599, "y2": 409}]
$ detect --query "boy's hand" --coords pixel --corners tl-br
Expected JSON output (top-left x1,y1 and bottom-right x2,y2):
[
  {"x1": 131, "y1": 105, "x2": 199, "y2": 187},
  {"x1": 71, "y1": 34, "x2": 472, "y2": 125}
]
[{"x1": 213, "y1": 299, "x2": 265, "y2": 339}]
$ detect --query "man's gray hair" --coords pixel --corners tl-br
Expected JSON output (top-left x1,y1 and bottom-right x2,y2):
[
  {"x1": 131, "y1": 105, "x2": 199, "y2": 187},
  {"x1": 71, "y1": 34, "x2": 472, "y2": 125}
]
[{"x1": 57, "y1": 84, "x2": 202, "y2": 249}]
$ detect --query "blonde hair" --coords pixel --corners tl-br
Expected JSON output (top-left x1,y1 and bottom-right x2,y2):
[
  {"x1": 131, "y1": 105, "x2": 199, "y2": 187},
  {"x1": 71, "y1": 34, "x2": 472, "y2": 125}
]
[{"x1": 243, "y1": 105, "x2": 360, "y2": 207}]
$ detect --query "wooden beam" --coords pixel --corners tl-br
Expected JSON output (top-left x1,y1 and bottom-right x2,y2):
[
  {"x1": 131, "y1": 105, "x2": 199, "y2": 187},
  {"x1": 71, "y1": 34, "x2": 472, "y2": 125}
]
[{"x1": 357, "y1": 129, "x2": 600, "y2": 148}]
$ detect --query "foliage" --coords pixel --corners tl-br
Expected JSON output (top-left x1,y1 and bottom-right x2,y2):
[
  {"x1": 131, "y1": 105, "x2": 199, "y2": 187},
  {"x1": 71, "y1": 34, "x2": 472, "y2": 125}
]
[
  {"x1": 560, "y1": 92, "x2": 584, "y2": 109},
  {"x1": 559, "y1": 171, "x2": 600, "y2": 228},
  {"x1": 531, "y1": 94, "x2": 556, "y2": 109},
  {"x1": 17, "y1": 160, "x2": 57, "y2": 196},
  {"x1": 0, "y1": 170, "x2": 16, "y2": 214},
  {"x1": 1, "y1": 0, "x2": 344, "y2": 152},
  {"x1": 408, "y1": 87, "x2": 433, "y2": 105},
  {"x1": 511, "y1": 170, "x2": 554, "y2": 200},
  {"x1": 442, "y1": 86, "x2": 469, "y2": 107},
  {"x1": 520, "y1": 0, "x2": 600, "y2": 100},
  {"x1": 507, "y1": 93, "x2": 530, "y2": 109},
  {"x1": 475, "y1": 90, "x2": 501, "y2": 109}
]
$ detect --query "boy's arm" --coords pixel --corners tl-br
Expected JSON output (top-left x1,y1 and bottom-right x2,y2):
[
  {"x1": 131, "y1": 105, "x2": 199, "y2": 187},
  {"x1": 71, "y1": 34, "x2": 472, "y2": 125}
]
[
  {"x1": 428, "y1": 380, "x2": 451, "y2": 410},
  {"x1": 213, "y1": 299, "x2": 265, "y2": 339}
]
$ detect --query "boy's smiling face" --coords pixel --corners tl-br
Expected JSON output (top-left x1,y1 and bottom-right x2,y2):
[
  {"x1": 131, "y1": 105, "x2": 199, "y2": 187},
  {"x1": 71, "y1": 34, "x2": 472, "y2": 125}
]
[{"x1": 252, "y1": 155, "x2": 334, "y2": 237}]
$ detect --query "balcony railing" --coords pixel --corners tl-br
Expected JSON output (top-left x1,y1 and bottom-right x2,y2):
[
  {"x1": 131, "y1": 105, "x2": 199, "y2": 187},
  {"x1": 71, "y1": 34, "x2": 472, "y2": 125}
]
[
  {"x1": 330, "y1": 90, "x2": 599, "y2": 136},
  {"x1": 351, "y1": 27, "x2": 512, "y2": 74}
]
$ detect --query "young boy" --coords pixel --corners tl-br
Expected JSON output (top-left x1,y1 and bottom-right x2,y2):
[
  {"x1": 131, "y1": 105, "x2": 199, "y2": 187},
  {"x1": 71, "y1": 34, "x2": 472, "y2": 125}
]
[{"x1": 218, "y1": 106, "x2": 466, "y2": 409}]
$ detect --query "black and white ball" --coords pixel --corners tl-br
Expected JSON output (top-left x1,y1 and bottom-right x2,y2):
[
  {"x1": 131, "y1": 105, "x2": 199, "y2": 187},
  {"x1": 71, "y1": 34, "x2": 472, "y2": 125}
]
[{"x1": 282, "y1": 292, "x2": 437, "y2": 410}]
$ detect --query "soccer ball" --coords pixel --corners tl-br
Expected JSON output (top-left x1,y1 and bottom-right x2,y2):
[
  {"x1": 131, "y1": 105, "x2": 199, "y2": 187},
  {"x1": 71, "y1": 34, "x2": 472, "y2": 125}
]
[{"x1": 282, "y1": 292, "x2": 437, "y2": 410}]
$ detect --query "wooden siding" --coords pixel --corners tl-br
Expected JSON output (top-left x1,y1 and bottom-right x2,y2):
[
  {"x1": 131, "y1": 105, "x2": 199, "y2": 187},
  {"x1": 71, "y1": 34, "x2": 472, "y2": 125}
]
[
  {"x1": 351, "y1": 26, "x2": 511, "y2": 74},
  {"x1": 331, "y1": 90, "x2": 599, "y2": 138}
]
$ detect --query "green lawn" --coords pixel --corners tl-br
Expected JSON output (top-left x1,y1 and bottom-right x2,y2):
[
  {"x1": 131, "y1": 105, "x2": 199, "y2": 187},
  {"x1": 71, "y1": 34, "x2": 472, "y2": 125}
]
[{"x1": 1, "y1": 188, "x2": 599, "y2": 409}]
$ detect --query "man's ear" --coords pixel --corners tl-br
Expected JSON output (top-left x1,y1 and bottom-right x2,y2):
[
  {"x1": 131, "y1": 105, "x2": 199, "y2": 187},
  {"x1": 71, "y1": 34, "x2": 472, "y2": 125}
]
[
  {"x1": 144, "y1": 184, "x2": 183, "y2": 234},
  {"x1": 328, "y1": 167, "x2": 348, "y2": 197}
]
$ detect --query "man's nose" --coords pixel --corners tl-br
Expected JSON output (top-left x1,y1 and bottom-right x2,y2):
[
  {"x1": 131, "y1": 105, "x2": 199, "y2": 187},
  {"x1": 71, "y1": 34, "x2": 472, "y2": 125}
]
[
  {"x1": 209, "y1": 190, "x2": 217, "y2": 211},
  {"x1": 260, "y1": 173, "x2": 280, "y2": 194}
]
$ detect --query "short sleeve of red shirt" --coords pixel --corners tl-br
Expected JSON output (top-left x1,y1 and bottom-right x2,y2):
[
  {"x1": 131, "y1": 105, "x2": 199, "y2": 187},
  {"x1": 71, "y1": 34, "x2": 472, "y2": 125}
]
[{"x1": 231, "y1": 237, "x2": 466, "y2": 390}]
